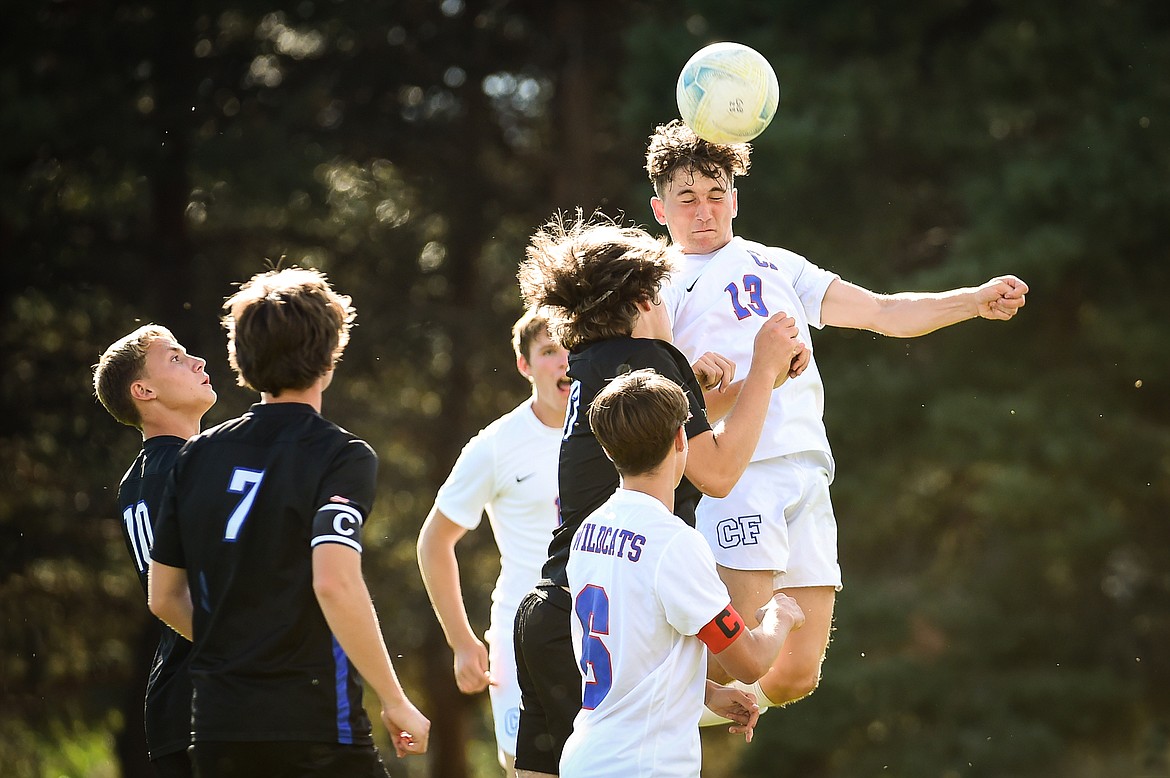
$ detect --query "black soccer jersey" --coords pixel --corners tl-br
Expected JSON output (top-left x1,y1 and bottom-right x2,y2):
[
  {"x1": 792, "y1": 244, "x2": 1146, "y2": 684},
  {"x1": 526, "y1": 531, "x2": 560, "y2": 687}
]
[
  {"x1": 117, "y1": 435, "x2": 194, "y2": 760},
  {"x1": 542, "y1": 337, "x2": 712, "y2": 588},
  {"x1": 152, "y1": 403, "x2": 378, "y2": 745}
]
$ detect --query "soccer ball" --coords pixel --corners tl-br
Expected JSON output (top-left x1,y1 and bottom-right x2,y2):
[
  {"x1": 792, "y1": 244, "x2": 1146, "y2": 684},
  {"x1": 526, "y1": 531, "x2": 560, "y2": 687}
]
[{"x1": 676, "y1": 42, "x2": 780, "y2": 144}]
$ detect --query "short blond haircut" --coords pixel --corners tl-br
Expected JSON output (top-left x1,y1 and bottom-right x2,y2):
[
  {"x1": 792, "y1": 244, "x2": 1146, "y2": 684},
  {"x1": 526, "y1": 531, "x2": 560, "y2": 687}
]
[
  {"x1": 93, "y1": 324, "x2": 176, "y2": 429},
  {"x1": 511, "y1": 307, "x2": 552, "y2": 362}
]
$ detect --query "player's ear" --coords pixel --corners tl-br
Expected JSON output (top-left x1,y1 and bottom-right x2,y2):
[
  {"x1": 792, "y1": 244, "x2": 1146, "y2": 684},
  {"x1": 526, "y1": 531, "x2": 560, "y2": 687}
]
[
  {"x1": 730, "y1": 187, "x2": 739, "y2": 218},
  {"x1": 650, "y1": 196, "x2": 667, "y2": 225},
  {"x1": 516, "y1": 353, "x2": 534, "y2": 383},
  {"x1": 674, "y1": 425, "x2": 687, "y2": 453},
  {"x1": 129, "y1": 379, "x2": 153, "y2": 402}
]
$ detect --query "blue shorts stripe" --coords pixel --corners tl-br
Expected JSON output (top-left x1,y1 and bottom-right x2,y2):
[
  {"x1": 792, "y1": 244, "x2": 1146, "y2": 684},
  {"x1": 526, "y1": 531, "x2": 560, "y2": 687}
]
[{"x1": 332, "y1": 636, "x2": 353, "y2": 744}]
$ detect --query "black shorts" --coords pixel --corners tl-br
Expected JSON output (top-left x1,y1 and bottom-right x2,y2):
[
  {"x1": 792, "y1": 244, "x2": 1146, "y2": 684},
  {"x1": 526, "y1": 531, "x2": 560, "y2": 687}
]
[
  {"x1": 513, "y1": 583, "x2": 579, "y2": 774},
  {"x1": 151, "y1": 749, "x2": 193, "y2": 778},
  {"x1": 191, "y1": 741, "x2": 388, "y2": 778}
]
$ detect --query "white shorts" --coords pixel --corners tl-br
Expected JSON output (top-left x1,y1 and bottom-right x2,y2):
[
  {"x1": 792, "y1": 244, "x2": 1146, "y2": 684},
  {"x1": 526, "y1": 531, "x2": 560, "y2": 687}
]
[
  {"x1": 484, "y1": 609, "x2": 522, "y2": 759},
  {"x1": 696, "y1": 451, "x2": 842, "y2": 591}
]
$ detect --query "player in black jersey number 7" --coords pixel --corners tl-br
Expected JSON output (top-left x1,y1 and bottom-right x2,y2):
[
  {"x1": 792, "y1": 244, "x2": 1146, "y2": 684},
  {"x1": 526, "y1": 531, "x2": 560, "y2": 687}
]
[{"x1": 149, "y1": 267, "x2": 429, "y2": 777}]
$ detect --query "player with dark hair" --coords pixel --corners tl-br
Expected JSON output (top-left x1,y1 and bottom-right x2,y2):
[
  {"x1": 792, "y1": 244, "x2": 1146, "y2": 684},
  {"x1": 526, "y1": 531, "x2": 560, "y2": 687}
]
[
  {"x1": 149, "y1": 267, "x2": 429, "y2": 777},
  {"x1": 561, "y1": 368, "x2": 804, "y2": 776},
  {"x1": 417, "y1": 307, "x2": 569, "y2": 776},
  {"x1": 511, "y1": 213, "x2": 806, "y2": 777},
  {"x1": 645, "y1": 118, "x2": 1029, "y2": 716},
  {"x1": 94, "y1": 324, "x2": 217, "y2": 777}
]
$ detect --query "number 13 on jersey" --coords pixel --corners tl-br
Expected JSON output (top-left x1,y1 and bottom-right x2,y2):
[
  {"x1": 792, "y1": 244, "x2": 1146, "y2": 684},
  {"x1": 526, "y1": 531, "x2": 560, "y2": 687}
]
[{"x1": 725, "y1": 274, "x2": 768, "y2": 320}]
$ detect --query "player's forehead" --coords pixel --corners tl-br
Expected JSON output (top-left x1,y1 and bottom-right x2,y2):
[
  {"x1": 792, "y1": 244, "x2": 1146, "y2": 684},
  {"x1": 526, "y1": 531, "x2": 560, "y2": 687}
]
[
  {"x1": 143, "y1": 336, "x2": 187, "y2": 363},
  {"x1": 530, "y1": 328, "x2": 560, "y2": 352},
  {"x1": 664, "y1": 166, "x2": 730, "y2": 196}
]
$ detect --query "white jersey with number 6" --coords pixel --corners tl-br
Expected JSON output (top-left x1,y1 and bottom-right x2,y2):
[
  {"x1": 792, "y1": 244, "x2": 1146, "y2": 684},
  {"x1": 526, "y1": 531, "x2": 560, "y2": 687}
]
[{"x1": 562, "y1": 489, "x2": 732, "y2": 777}]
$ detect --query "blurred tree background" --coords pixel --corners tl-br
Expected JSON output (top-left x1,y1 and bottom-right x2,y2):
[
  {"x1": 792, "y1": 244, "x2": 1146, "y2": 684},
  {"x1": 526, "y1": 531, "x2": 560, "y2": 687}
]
[{"x1": 2, "y1": 0, "x2": 1167, "y2": 776}]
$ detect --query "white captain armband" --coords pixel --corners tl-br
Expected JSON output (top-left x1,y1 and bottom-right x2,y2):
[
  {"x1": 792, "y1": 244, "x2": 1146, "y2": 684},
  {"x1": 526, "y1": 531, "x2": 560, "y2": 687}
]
[{"x1": 310, "y1": 501, "x2": 365, "y2": 552}]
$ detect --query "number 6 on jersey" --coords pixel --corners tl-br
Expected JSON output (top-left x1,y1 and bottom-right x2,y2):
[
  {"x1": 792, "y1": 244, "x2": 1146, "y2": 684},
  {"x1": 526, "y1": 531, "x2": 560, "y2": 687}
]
[{"x1": 574, "y1": 584, "x2": 613, "y2": 709}]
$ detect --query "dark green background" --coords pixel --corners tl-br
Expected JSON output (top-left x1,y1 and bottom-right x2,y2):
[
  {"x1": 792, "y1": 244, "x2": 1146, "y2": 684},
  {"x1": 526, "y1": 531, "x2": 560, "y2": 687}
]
[{"x1": 3, "y1": 1, "x2": 1168, "y2": 776}]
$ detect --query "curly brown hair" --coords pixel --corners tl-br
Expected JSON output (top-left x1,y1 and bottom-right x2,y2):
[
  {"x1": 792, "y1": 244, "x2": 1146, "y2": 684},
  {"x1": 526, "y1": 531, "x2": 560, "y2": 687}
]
[
  {"x1": 517, "y1": 212, "x2": 676, "y2": 351},
  {"x1": 644, "y1": 119, "x2": 752, "y2": 196}
]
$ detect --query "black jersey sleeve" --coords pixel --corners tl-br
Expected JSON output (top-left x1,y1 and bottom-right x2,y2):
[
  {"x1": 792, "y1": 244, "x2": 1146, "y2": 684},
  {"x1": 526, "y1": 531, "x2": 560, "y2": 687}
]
[
  {"x1": 309, "y1": 438, "x2": 378, "y2": 553},
  {"x1": 150, "y1": 452, "x2": 187, "y2": 569}
]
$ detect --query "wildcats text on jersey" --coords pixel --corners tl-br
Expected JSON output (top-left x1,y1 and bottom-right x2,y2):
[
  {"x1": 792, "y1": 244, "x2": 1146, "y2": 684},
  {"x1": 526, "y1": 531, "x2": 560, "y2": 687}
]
[{"x1": 571, "y1": 521, "x2": 645, "y2": 562}]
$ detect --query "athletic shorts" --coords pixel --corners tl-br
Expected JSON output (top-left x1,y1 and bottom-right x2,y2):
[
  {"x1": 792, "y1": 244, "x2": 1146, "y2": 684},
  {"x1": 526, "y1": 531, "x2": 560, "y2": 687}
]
[
  {"x1": 512, "y1": 583, "x2": 578, "y2": 774},
  {"x1": 484, "y1": 605, "x2": 522, "y2": 760},
  {"x1": 151, "y1": 749, "x2": 193, "y2": 778},
  {"x1": 191, "y1": 741, "x2": 388, "y2": 778},
  {"x1": 696, "y1": 451, "x2": 843, "y2": 591}
]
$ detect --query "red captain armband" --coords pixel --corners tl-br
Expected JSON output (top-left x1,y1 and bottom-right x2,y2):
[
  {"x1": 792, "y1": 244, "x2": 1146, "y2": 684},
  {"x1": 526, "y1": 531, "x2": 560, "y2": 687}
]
[{"x1": 697, "y1": 603, "x2": 746, "y2": 654}]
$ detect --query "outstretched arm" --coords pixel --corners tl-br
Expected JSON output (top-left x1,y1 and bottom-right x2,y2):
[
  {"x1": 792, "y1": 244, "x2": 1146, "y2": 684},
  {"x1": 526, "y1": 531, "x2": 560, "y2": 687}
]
[
  {"x1": 820, "y1": 276, "x2": 1028, "y2": 337},
  {"x1": 416, "y1": 507, "x2": 491, "y2": 694},
  {"x1": 314, "y1": 543, "x2": 430, "y2": 757}
]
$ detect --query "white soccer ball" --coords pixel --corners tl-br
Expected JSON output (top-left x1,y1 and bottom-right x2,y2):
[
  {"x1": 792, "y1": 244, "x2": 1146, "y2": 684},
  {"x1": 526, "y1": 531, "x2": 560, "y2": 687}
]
[{"x1": 676, "y1": 42, "x2": 780, "y2": 144}]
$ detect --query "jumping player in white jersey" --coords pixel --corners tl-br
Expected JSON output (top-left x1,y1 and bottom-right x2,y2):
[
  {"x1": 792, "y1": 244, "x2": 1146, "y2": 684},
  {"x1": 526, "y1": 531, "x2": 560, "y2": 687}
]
[
  {"x1": 417, "y1": 308, "x2": 570, "y2": 776},
  {"x1": 562, "y1": 368, "x2": 804, "y2": 777},
  {"x1": 645, "y1": 119, "x2": 1029, "y2": 715}
]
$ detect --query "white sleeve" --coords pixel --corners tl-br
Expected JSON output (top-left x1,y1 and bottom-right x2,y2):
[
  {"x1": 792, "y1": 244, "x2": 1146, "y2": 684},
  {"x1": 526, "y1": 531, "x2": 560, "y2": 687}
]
[
  {"x1": 657, "y1": 529, "x2": 733, "y2": 637},
  {"x1": 790, "y1": 256, "x2": 838, "y2": 329},
  {"x1": 763, "y1": 244, "x2": 838, "y2": 330},
  {"x1": 433, "y1": 430, "x2": 496, "y2": 530}
]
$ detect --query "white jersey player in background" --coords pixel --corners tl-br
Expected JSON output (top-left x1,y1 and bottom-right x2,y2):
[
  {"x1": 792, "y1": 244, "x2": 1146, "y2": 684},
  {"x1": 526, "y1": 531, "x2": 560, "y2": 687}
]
[
  {"x1": 562, "y1": 368, "x2": 804, "y2": 777},
  {"x1": 645, "y1": 119, "x2": 1029, "y2": 716},
  {"x1": 418, "y1": 308, "x2": 570, "y2": 776}
]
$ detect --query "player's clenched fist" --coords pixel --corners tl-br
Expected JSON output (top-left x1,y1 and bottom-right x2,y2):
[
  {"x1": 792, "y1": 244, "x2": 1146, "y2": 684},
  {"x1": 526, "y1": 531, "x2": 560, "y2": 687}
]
[
  {"x1": 453, "y1": 638, "x2": 492, "y2": 695},
  {"x1": 752, "y1": 312, "x2": 808, "y2": 387},
  {"x1": 382, "y1": 701, "x2": 431, "y2": 758},
  {"x1": 975, "y1": 275, "x2": 1028, "y2": 321},
  {"x1": 691, "y1": 351, "x2": 736, "y2": 392},
  {"x1": 757, "y1": 592, "x2": 806, "y2": 633}
]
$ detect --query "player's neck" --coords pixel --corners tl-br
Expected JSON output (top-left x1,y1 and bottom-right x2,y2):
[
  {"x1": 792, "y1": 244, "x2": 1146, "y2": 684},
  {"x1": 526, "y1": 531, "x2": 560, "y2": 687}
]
[
  {"x1": 260, "y1": 387, "x2": 322, "y2": 410},
  {"x1": 618, "y1": 472, "x2": 676, "y2": 513},
  {"x1": 529, "y1": 392, "x2": 566, "y2": 428},
  {"x1": 680, "y1": 235, "x2": 733, "y2": 256},
  {"x1": 140, "y1": 413, "x2": 201, "y2": 441},
  {"x1": 260, "y1": 371, "x2": 328, "y2": 411}
]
